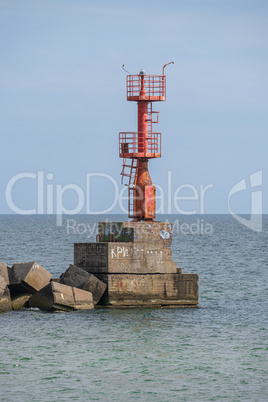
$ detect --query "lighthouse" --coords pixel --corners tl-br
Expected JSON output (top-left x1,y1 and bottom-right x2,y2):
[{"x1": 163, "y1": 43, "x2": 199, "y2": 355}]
[
  {"x1": 120, "y1": 63, "x2": 173, "y2": 220},
  {"x1": 74, "y1": 64, "x2": 199, "y2": 308}
]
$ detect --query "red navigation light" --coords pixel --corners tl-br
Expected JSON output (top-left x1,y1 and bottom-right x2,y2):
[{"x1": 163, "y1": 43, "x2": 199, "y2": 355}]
[{"x1": 119, "y1": 63, "x2": 174, "y2": 221}]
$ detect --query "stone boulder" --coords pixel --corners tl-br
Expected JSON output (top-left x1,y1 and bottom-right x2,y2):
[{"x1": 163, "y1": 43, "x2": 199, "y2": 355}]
[
  {"x1": 0, "y1": 269, "x2": 12, "y2": 312},
  {"x1": 8, "y1": 262, "x2": 52, "y2": 297},
  {"x1": 59, "y1": 264, "x2": 106, "y2": 305},
  {"x1": 28, "y1": 282, "x2": 94, "y2": 312}
]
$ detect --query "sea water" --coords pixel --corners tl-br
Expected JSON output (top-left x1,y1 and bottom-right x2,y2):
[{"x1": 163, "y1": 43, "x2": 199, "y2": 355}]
[{"x1": 0, "y1": 215, "x2": 267, "y2": 401}]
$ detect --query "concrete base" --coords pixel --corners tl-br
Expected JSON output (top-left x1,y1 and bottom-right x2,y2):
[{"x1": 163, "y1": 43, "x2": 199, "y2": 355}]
[
  {"x1": 74, "y1": 221, "x2": 199, "y2": 307},
  {"x1": 95, "y1": 273, "x2": 198, "y2": 307}
]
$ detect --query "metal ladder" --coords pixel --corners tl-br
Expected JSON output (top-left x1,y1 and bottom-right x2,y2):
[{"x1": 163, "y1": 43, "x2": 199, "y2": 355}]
[
  {"x1": 120, "y1": 158, "x2": 137, "y2": 218},
  {"x1": 120, "y1": 158, "x2": 137, "y2": 185},
  {"x1": 128, "y1": 185, "x2": 135, "y2": 218},
  {"x1": 146, "y1": 102, "x2": 159, "y2": 134}
]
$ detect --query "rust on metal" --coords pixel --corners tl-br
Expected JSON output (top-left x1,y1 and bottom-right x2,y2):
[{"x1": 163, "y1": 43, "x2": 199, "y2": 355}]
[{"x1": 119, "y1": 63, "x2": 173, "y2": 221}]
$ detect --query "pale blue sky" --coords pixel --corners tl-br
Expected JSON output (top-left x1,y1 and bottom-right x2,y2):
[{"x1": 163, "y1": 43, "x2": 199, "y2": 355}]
[{"x1": 0, "y1": 0, "x2": 267, "y2": 215}]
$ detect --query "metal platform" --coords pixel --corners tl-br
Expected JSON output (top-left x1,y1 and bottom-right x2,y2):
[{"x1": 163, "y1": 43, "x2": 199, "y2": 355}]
[
  {"x1": 119, "y1": 131, "x2": 161, "y2": 159},
  {"x1": 127, "y1": 74, "x2": 166, "y2": 101}
]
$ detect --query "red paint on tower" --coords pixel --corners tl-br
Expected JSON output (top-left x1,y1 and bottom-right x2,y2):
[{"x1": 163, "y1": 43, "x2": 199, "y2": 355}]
[{"x1": 119, "y1": 63, "x2": 173, "y2": 221}]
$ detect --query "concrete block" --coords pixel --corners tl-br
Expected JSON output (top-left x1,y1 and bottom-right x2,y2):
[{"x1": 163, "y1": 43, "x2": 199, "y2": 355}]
[
  {"x1": 0, "y1": 262, "x2": 9, "y2": 285},
  {"x1": 75, "y1": 242, "x2": 178, "y2": 274},
  {"x1": 0, "y1": 276, "x2": 12, "y2": 312},
  {"x1": 98, "y1": 222, "x2": 134, "y2": 242},
  {"x1": 98, "y1": 221, "x2": 174, "y2": 246},
  {"x1": 29, "y1": 282, "x2": 94, "y2": 312},
  {"x1": 95, "y1": 273, "x2": 198, "y2": 307},
  {"x1": 59, "y1": 264, "x2": 106, "y2": 305},
  {"x1": 74, "y1": 243, "x2": 108, "y2": 272},
  {"x1": 11, "y1": 294, "x2": 31, "y2": 310},
  {"x1": 8, "y1": 262, "x2": 52, "y2": 297}
]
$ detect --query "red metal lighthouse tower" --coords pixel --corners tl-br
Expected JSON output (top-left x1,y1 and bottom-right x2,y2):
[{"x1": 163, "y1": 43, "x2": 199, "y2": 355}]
[
  {"x1": 74, "y1": 61, "x2": 199, "y2": 308},
  {"x1": 120, "y1": 62, "x2": 174, "y2": 221}
]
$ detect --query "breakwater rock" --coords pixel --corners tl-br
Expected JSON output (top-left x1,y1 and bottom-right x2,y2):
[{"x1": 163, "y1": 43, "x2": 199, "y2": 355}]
[
  {"x1": 0, "y1": 261, "x2": 107, "y2": 313},
  {"x1": 59, "y1": 264, "x2": 107, "y2": 305},
  {"x1": 29, "y1": 281, "x2": 94, "y2": 312},
  {"x1": 0, "y1": 262, "x2": 12, "y2": 312},
  {"x1": 9, "y1": 262, "x2": 52, "y2": 296}
]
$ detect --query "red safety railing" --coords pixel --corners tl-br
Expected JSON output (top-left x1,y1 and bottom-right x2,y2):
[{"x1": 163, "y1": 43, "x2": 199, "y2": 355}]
[
  {"x1": 119, "y1": 132, "x2": 161, "y2": 159},
  {"x1": 127, "y1": 75, "x2": 166, "y2": 101}
]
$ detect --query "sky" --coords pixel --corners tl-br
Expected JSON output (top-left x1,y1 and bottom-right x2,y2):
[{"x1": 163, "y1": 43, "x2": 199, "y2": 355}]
[{"x1": 0, "y1": 0, "x2": 267, "y2": 216}]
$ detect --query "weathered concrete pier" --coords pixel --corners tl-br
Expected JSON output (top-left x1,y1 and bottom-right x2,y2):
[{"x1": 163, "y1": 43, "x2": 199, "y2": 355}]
[{"x1": 74, "y1": 221, "x2": 198, "y2": 307}]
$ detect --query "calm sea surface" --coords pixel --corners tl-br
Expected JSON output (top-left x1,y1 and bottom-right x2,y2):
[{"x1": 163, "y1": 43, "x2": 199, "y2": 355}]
[{"x1": 0, "y1": 214, "x2": 267, "y2": 401}]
